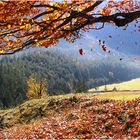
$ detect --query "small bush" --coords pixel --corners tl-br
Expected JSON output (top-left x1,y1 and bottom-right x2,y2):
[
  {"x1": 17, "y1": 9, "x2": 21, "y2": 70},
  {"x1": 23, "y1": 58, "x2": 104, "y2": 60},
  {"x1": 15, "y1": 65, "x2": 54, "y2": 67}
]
[{"x1": 113, "y1": 87, "x2": 117, "y2": 91}]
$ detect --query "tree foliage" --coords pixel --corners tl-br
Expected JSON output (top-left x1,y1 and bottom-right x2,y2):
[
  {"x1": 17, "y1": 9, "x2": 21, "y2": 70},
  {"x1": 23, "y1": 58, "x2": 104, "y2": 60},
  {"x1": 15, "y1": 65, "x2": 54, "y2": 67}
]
[
  {"x1": 26, "y1": 75, "x2": 48, "y2": 99},
  {"x1": 0, "y1": 0, "x2": 140, "y2": 54}
]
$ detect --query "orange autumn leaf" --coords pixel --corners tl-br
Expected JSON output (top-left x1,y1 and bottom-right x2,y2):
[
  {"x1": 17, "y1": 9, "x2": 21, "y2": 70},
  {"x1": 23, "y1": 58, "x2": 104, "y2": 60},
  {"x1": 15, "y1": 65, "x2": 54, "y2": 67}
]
[{"x1": 0, "y1": 0, "x2": 139, "y2": 55}]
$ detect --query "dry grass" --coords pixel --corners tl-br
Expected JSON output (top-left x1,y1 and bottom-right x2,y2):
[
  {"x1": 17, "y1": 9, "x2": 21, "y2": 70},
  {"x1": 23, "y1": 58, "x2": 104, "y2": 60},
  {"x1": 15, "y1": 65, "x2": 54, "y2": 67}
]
[
  {"x1": 88, "y1": 78, "x2": 140, "y2": 100},
  {"x1": 89, "y1": 78, "x2": 140, "y2": 92},
  {"x1": 0, "y1": 95, "x2": 82, "y2": 129},
  {"x1": 95, "y1": 91, "x2": 140, "y2": 100}
]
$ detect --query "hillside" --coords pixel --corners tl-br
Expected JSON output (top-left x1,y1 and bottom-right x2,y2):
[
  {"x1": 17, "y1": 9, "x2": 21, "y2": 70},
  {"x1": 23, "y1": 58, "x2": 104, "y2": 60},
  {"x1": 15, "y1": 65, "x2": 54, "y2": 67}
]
[
  {"x1": 0, "y1": 92, "x2": 140, "y2": 139},
  {"x1": 1, "y1": 51, "x2": 140, "y2": 108},
  {"x1": 96, "y1": 91, "x2": 140, "y2": 100},
  {"x1": 89, "y1": 78, "x2": 140, "y2": 92},
  {"x1": 88, "y1": 78, "x2": 140, "y2": 100}
]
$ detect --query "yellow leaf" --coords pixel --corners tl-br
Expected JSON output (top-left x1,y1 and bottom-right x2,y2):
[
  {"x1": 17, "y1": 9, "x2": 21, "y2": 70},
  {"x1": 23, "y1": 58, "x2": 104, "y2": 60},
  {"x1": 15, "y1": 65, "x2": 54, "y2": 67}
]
[
  {"x1": 0, "y1": 49, "x2": 4, "y2": 54},
  {"x1": 20, "y1": 25, "x2": 25, "y2": 29},
  {"x1": 8, "y1": 25, "x2": 11, "y2": 29},
  {"x1": 25, "y1": 24, "x2": 30, "y2": 29},
  {"x1": 3, "y1": 37, "x2": 9, "y2": 42}
]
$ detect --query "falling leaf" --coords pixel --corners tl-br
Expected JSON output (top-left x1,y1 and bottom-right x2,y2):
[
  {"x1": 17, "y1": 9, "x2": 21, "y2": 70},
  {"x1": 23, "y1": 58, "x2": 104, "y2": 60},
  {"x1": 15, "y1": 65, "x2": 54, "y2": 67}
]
[{"x1": 79, "y1": 48, "x2": 83, "y2": 55}]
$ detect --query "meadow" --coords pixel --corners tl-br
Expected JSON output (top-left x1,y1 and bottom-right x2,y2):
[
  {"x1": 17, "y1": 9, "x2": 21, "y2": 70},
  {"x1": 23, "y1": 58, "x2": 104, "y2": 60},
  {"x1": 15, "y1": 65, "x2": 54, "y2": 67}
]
[
  {"x1": 0, "y1": 78, "x2": 140, "y2": 139},
  {"x1": 89, "y1": 78, "x2": 140, "y2": 100},
  {"x1": 95, "y1": 91, "x2": 140, "y2": 100},
  {"x1": 89, "y1": 78, "x2": 140, "y2": 91}
]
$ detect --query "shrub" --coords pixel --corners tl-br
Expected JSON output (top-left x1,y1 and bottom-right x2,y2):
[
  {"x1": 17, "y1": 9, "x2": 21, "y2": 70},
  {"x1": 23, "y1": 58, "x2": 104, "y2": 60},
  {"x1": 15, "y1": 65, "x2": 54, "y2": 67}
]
[{"x1": 113, "y1": 86, "x2": 117, "y2": 91}]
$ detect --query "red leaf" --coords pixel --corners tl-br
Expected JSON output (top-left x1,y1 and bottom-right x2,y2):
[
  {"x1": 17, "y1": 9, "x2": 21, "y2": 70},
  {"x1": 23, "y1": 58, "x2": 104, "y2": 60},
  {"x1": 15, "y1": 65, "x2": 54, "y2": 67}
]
[
  {"x1": 102, "y1": 45, "x2": 107, "y2": 52},
  {"x1": 79, "y1": 48, "x2": 83, "y2": 55}
]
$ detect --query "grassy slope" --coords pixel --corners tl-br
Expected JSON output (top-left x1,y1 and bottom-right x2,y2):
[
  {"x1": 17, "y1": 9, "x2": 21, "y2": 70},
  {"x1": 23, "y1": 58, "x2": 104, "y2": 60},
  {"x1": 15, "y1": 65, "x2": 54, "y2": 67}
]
[
  {"x1": 95, "y1": 91, "x2": 140, "y2": 100},
  {"x1": 88, "y1": 78, "x2": 140, "y2": 100},
  {"x1": 0, "y1": 95, "x2": 82, "y2": 128},
  {"x1": 95, "y1": 78, "x2": 140, "y2": 91},
  {"x1": 0, "y1": 79, "x2": 140, "y2": 139},
  {"x1": 0, "y1": 94, "x2": 140, "y2": 139}
]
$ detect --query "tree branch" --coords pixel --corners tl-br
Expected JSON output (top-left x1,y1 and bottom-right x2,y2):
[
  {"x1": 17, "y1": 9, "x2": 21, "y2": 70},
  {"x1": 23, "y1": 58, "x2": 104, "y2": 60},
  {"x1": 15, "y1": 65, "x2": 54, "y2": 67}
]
[{"x1": 63, "y1": 10, "x2": 140, "y2": 32}]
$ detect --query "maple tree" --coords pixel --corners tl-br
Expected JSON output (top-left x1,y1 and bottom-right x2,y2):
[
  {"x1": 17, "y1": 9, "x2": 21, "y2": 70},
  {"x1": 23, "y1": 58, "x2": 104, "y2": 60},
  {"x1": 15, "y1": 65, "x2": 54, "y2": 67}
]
[{"x1": 0, "y1": 0, "x2": 140, "y2": 55}]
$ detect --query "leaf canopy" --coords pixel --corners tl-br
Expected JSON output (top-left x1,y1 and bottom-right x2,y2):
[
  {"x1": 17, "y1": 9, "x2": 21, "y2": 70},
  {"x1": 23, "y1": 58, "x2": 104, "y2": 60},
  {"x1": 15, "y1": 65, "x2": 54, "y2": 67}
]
[{"x1": 0, "y1": 0, "x2": 140, "y2": 54}]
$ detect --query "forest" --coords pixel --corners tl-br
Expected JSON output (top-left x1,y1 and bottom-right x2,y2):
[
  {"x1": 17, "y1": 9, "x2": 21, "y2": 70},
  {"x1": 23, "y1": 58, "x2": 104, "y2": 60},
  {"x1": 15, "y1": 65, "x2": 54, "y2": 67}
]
[{"x1": 0, "y1": 50, "x2": 140, "y2": 108}]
